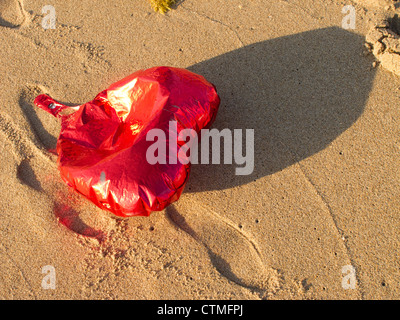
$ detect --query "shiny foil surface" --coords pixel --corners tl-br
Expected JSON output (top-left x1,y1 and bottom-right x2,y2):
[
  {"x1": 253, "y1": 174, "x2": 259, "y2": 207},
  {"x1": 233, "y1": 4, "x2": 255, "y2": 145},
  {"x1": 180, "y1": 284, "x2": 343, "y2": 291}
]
[{"x1": 34, "y1": 67, "x2": 220, "y2": 217}]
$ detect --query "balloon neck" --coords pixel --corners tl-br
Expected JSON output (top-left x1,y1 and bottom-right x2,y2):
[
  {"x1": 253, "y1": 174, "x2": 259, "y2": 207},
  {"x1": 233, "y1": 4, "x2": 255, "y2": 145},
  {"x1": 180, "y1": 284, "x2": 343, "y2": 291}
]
[{"x1": 34, "y1": 94, "x2": 79, "y2": 118}]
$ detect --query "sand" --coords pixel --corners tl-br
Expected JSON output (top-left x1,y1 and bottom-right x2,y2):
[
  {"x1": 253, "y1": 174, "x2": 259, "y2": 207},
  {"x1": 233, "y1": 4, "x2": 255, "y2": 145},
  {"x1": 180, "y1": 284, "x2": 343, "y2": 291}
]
[{"x1": 0, "y1": 0, "x2": 399, "y2": 300}]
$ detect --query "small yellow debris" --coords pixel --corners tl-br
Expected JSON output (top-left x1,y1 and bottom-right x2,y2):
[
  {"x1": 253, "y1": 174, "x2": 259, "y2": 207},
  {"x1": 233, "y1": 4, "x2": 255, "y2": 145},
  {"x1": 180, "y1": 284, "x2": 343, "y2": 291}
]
[{"x1": 149, "y1": 0, "x2": 176, "y2": 14}]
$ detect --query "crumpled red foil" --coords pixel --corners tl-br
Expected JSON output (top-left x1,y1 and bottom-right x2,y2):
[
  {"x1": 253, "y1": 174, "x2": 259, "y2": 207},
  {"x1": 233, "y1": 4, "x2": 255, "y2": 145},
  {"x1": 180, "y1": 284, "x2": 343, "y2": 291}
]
[{"x1": 34, "y1": 66, "x2": 220, "y2": 217}]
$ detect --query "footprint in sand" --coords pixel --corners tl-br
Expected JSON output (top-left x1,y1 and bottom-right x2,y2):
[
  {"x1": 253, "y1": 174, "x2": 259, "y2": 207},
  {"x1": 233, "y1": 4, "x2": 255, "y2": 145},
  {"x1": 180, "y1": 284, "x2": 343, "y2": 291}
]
[
  {"x1": 166, "y1": 199, "x2": 282, "y2": 297},
  {"x1": 0, "y1": 110, "x2": 46, "y2": 164},
  {"x1": 0, "y1": 103, "x2": 54, "y2": 191},
  {"x1": 0, "y1": 0, "x2": 28, "y2": 28},
  {"x1": 2, "y1": 91, "x2": 110, "y2": 242}
]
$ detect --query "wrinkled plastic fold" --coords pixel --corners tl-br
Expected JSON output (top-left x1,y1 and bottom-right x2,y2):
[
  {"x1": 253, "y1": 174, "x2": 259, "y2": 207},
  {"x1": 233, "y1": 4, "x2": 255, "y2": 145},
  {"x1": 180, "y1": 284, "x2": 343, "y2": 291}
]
[{"x1": 34, "y1": 66, "x2": 220, "y2": 217}]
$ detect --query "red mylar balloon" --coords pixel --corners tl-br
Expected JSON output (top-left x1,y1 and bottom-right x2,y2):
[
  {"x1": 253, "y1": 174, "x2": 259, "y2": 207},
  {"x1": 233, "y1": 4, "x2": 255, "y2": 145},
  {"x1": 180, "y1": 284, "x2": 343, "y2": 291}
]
[{"x1": 34, "y1": 67, "x2": 220, "y2": 217}]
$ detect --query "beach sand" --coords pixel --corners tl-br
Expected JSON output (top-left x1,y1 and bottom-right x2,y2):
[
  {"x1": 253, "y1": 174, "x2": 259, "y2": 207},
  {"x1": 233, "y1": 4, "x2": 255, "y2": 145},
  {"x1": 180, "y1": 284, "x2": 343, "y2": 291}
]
[{"x1": 0, "y1": 0, "x2": 399, "y2": 299}]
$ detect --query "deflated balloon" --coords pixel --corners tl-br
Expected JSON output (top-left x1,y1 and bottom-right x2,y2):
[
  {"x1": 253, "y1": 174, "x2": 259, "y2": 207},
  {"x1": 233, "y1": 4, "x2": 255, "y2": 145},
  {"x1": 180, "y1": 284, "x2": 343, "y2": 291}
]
[{"x1": 34, "y1": 67, "x2": 220, "y2": 217}]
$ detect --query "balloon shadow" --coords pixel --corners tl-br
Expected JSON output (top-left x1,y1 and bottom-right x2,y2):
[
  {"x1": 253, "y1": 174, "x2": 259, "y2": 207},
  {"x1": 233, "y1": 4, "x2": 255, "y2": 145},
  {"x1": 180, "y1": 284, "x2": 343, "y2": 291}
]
[{"x1": 186, "y1": 27, "x2": 375, "y2": 192}]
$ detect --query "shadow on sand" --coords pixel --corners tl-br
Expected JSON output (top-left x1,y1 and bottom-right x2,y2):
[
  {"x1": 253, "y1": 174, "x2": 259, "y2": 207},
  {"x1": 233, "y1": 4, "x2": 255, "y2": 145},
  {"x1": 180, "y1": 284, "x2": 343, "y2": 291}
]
[{"x1": 186, "y1": 26, "x2": 376, "y2": 192}]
